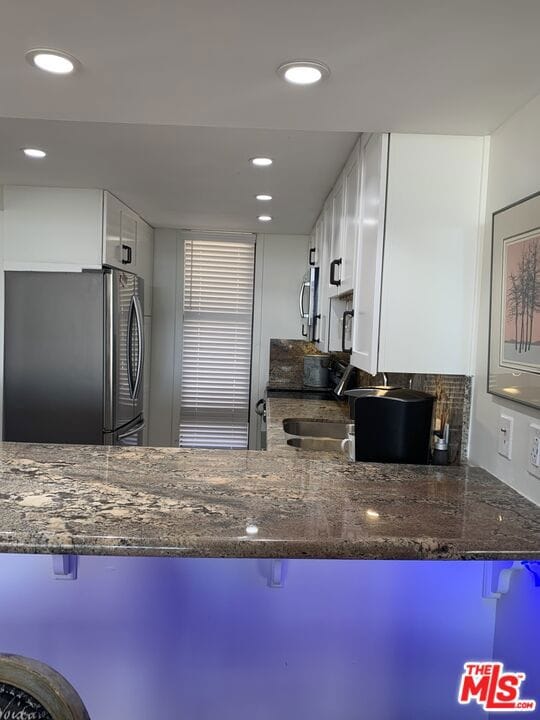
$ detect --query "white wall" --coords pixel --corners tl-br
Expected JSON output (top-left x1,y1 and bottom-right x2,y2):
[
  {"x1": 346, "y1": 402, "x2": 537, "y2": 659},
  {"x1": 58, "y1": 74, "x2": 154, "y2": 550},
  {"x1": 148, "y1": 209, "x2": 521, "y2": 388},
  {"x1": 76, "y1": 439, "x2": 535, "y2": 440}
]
[
  {"x1": 149, "y1": 231, "x2": 309, "y2": 447},
  {"x1": 470, "y1": 93, "x2": 540, "y2": 505},
  {"x1": 148, "y1": 229, "x2": 183, "y2": 447}
]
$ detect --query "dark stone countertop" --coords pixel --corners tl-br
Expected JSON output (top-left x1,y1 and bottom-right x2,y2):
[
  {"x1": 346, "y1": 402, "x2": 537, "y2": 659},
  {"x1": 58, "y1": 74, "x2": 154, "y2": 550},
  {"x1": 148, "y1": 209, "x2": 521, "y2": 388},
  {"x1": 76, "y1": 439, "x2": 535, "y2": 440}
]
[{"x1": 0, "y1": 411, "x2": 539, "y2": 560}]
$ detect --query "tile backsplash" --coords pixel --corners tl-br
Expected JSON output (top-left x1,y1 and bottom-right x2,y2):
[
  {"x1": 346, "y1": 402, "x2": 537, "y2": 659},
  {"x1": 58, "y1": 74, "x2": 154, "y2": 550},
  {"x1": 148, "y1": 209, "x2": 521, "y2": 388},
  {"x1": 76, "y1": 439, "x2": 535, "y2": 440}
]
[{"x1": 268, "y1": 339, "x2": 471, "y2": 464}]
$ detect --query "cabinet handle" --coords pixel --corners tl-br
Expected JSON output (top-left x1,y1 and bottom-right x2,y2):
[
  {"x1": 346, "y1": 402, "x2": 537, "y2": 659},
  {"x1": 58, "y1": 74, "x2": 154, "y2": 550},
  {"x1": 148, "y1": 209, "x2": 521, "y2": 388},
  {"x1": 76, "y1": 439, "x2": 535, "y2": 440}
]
[
  {"x1": 342, "y1": 309, "x2": 354, "y2": 352},
  {"x1": 314, "y1": 313, "x2": 321, "y2": 344},
  {"x1": 330, "y1": 258, "x2": 342, "y2": 286},
  {"x1": 309, "y1": 247, "x2": 316, "y2": 266},
  {"x1": 121, "y1": 244, "x2": 132, "y2": 265},
  {"x1": 301, "y1": 325, "x2": 308, "y2": 337}
]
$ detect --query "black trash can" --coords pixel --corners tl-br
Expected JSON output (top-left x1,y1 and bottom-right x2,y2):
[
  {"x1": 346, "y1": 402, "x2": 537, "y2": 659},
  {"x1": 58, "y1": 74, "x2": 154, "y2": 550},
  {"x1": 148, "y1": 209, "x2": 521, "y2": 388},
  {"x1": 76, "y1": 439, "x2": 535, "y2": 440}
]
[{"x1": 353, "y1": 388, "x2": 435, "y2": 464}]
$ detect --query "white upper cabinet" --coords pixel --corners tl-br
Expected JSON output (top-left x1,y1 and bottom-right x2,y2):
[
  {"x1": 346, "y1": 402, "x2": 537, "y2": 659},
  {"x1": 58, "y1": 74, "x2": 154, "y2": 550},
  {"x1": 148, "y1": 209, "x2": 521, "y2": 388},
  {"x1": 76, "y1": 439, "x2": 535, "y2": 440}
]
[
  {"x1": 315, "y1": 202, "x2": 333, "y2": 350},
  {"x1": 341, "y1": 146, "x2": 361, "y2": 293},
  {"x1": 328, "y1": 180, "x2": 344, "y2": 296},
  {"x1": 351, "y1": 133, "x2": 488, "y2": 376},
  {"x1": 325, "y1": 140, "x2": 361, "y2": 298},
  {"x1": 103, "y1": 191, "x2": 137, "y2": 270},
  {"x1": 3, "y1": 186, "x2": 154, "y2": 315},
  {"x1": 308, "y1": 132, "x2": 487, "y2": 375},
  {"x1": 3, "y1": 186, "x2": 103, "y2": 271},
  {"x1": 350, "y1": 133, "x2": 388, "y2": 374}
]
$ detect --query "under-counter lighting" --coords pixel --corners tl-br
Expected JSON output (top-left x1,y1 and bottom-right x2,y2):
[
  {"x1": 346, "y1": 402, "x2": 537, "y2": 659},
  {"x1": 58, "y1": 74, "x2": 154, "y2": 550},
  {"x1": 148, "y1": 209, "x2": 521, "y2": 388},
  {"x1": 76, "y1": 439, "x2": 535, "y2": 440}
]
[
  {"x1": 277, "y1": 60, "x2": 330, "y2": 85},
  {"x1": 250, "y1": 157, "x2": 273, "y2": 167},
  {"x1": 245, "y1": 524, "x2": 259, "y2": 536},
  {"x1": 258, "y1": 215, "x2": 272, "y2": 223},
  {"x1": 366, "y1": 509, "x2": 380, "y2": 520},
  {"x1": 255, "y1": 194, "x2": 273, "y2": 201},
  {"x1": 22, "y1": 147, "x2": 47, "y2": 158},
  {"x1": 502, "y1": 387, "x2": 520, "y2": 395},
  {"x1": 25, "y1": 48, "x2": 80, "y2": 75}
]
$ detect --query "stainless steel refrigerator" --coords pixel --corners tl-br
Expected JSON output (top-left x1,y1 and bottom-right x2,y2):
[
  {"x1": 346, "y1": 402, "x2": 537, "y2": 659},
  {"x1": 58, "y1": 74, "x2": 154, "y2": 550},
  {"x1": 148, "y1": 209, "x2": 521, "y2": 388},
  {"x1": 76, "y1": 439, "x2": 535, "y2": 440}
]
[{"x1": 4, "y1": 268, "x2": 145, "y2": 446}]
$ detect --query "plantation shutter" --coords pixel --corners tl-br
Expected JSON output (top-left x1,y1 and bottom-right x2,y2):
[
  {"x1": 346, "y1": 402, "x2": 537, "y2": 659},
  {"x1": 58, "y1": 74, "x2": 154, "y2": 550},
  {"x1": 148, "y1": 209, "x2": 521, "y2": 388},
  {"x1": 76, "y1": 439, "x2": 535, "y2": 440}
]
[{"x1": 179, "y1": 233, "x2": 256, "y2": 448}]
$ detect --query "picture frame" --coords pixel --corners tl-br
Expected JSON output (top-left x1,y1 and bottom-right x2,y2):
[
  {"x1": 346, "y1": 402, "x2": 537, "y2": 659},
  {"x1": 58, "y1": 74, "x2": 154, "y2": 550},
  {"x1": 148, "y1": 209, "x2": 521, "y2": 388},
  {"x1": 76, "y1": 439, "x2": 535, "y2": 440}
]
[{"x1": 489, "y1": 191, "x2": 540, "y2": 409}]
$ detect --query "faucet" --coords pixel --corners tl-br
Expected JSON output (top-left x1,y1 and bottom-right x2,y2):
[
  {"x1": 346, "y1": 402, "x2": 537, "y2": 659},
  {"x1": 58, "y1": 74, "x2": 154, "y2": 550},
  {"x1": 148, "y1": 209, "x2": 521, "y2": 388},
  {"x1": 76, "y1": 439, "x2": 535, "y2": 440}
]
[
  {"x1": 381, "y1": 372, "x2": 388, "y2": 386},
  {"x1": 335, "y1": 364, "x2": 355, "y2": 397}
]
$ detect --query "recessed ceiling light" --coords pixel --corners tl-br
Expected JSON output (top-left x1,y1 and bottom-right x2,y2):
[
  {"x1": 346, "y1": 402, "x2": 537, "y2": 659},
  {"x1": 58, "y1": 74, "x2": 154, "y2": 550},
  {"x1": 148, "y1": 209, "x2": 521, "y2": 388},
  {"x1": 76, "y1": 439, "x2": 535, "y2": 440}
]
[
  {"x1": 258, "y1": 215, "x2": 272, "y2": 222},
  {"x1": 277, "y1": 60, "x2": 330, "y2": 85},
  {"x1": 255, "y1": 194, "x2": 273, "y2": 201},
  {"x1": 25, "y1": 48, "x2": 80, "y2": 75},
  {"x1": 22, "y1": 147, "x2": 47, "y2": 158},
  {"x1": 250, "y1": 157, "x2": 273, "y2": 167}
]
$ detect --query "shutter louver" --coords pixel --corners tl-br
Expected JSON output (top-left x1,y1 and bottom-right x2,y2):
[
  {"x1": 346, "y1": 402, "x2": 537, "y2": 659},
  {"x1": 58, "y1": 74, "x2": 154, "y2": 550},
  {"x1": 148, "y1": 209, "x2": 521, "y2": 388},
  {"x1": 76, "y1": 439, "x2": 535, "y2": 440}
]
[{"x1": 179, "y1": 237, "x2": 255, "y2": 449}]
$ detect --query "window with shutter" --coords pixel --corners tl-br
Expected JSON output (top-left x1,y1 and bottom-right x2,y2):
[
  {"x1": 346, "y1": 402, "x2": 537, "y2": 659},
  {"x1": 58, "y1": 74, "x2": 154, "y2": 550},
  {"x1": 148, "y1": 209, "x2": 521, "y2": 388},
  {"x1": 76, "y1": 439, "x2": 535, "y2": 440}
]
[{"x1": 179, "y1": 234, "x2": 256, "y2": 449}]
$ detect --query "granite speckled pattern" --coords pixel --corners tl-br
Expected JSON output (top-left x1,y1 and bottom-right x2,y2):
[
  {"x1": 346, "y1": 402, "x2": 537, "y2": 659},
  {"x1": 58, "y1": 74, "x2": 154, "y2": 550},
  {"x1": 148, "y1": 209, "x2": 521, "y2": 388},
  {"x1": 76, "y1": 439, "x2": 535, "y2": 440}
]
[{"x1": 0, "y1": 436, "x2": 539, "y2": 560}]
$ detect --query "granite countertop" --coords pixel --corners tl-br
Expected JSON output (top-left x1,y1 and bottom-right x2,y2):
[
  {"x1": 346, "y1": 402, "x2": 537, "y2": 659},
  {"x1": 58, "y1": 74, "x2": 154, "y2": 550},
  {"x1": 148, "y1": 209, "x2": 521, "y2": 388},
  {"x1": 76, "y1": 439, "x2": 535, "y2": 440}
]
[{"x1": 1, "y1": 397, "x2": 540, "y2": 559}]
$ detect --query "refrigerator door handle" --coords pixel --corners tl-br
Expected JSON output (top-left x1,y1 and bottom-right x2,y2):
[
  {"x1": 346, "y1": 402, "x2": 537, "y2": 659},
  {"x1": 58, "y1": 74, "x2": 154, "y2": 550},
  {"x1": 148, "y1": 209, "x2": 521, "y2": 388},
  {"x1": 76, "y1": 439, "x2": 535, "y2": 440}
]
[
  {"x1": 127, "y1": 296, "x2": 136, "y2": 399},
  {"x1": 133, "y1": 294, "x2": 144, "y2": 400},
  {"x1": 118, "y1": 419, "x2": 145, "y2": 440}
]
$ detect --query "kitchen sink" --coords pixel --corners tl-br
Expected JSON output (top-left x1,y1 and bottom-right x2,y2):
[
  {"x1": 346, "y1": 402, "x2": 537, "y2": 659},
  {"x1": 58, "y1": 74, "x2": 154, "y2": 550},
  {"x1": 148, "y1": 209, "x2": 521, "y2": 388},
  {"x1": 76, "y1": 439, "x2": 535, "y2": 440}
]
[
  {"x1": 286, "y1": 437, "x2": 344, "y2": 452},
  {"x1": 282, "y1": 418, "x2": 349, "y2": 439}
]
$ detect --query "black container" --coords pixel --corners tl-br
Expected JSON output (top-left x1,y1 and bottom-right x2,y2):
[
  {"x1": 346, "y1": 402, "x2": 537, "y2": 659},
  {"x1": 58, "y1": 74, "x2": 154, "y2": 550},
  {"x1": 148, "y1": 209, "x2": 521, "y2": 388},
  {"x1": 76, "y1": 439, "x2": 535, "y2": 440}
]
[
  {"x1": 354, "y1": 389, "x2": 434, "y2": 464},
  {"x1": 345, "y1": 386, "x2": 401, "y2": 420}
]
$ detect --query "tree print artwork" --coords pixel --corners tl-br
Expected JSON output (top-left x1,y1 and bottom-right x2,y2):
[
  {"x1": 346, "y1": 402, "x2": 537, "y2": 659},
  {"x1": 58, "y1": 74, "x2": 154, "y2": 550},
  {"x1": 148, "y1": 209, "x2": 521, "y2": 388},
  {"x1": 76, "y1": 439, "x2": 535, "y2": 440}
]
[{"x1": 502, "y1": 231, "x2": 540, "y2": 370}]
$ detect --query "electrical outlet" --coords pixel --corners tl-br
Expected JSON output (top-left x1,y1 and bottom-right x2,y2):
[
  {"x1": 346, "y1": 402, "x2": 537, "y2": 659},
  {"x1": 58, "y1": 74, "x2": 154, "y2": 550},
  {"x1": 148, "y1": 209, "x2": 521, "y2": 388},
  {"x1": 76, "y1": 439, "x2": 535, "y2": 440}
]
[
  {"x1": 528, "y1": 424, "x2": 540, "y2": 479},
  {"x1": 497, "y1": 414, "x2": 513, "y2": 460}
]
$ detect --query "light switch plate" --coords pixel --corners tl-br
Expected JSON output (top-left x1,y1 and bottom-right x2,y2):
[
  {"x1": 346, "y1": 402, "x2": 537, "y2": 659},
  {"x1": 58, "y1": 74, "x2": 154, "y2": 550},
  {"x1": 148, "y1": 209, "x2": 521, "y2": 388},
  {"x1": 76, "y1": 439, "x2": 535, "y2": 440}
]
[
  {"x1": 498, "y1": 414, "x2": 513, "y2": 460},
  {"x1": 528, "y1": 423, "x2": 540, "y2": 479}
]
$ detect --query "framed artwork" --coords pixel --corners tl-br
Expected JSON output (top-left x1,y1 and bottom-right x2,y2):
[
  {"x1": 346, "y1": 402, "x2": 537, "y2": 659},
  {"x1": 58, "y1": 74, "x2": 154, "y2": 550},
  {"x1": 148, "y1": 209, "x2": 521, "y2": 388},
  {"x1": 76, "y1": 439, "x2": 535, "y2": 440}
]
[{"x1": 489, "y1": 192, "x2": 540, "y2": 409}]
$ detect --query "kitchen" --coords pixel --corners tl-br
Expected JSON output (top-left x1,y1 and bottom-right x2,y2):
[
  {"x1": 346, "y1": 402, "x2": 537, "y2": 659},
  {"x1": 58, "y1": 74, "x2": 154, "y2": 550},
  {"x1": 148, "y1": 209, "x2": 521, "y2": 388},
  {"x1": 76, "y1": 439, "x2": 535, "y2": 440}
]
[{"x1": 0, "y1": 1, "x2": 540, "y2": 718}]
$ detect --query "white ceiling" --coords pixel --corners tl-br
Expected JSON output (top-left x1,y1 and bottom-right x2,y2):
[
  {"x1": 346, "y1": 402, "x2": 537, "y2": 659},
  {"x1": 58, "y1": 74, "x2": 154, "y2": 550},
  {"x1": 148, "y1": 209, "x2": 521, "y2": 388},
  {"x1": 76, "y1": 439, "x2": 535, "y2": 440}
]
[
  {"x1": 0, "y1": 118, "x2": 357, "y2": 233},
  {"x1": 2, "y1": 0, "x2": 540, "y2": 232},
  {"x1": 2, "y1": 0, "x2": 540, "y2": 134}
]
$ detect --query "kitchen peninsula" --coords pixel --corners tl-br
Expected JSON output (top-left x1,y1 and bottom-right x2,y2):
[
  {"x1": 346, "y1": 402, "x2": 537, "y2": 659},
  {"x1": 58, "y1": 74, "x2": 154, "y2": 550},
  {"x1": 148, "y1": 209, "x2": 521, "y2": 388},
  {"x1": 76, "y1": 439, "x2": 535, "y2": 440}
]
[{"x1": 1, "y1": 397, "x2": 539, "y2": 561}]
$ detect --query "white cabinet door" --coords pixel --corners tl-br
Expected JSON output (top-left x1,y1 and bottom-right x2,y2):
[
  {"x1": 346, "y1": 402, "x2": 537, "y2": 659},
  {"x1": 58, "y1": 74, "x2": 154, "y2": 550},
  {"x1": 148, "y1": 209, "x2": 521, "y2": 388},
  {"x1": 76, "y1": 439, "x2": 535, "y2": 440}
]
[
  {"x1": 137, "y1": 219, "x2": 154, "y2": 316},
  {"x1": 316, "y1": 202, "x2": 333, "y2": 350},
  {"x1": 103, "y1": 191, "x2": 138, "y2": 270},
  {"x1": 3, "y1": 186, "x2": 103, "y2": 271},
  {"x1": 341, "y1": 148, "x2": 360, "y2": 293},
  {"x1": 378, "y1": 134, "x2": 487, "y2": 374},
  {"x1": 103, "y1": 191, "x2": 122, "y2": 269},
  {"x1": 351, "y1": 133, "x2": 389, "y2": 375},
  {"x1": 120, "y1": 210, "x2": 137, "y2": 268},
  {"x1": 328, "y1": 181, "x2": 345, "y2": 297},
  {"x1": 328, "y1": 296, "x2": 354, "y2": 352}
]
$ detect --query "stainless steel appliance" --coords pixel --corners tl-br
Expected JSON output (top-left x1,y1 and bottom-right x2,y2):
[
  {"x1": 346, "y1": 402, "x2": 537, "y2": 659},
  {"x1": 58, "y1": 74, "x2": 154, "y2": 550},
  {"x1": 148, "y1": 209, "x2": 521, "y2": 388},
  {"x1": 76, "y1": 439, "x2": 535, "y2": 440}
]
[
  {"x1": 4, "y1": 269, "x2": 145, "y2": 446},
  {"x1": 303, "y1": 354, "x2": 330, "y2": 388},
  {"x1": 299, "y1": 266, "x2": 319, "y2": 342}
]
